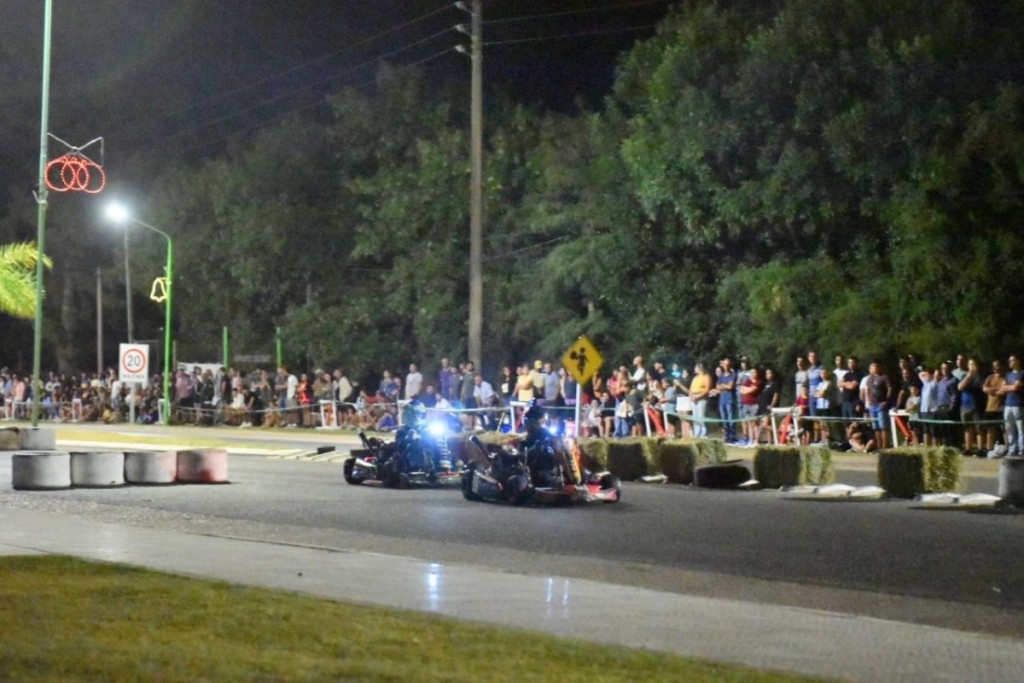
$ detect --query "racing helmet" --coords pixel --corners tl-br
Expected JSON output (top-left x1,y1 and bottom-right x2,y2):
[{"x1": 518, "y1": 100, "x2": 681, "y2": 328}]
[
  {"x1": 403, "y1": 400, "x2": 427, "y2": 425},
  {"x1": 523, "y1": 399, "x2": 545, "y2": 426}
]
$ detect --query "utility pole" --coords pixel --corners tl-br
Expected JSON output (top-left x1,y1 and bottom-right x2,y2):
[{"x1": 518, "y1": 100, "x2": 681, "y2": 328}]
[
  {"x1": 458, "y1": 0, "x2": 484, "y2": 369},
  {"x1": 96, "y1": 267, "x2": 103, "y2": 376}
]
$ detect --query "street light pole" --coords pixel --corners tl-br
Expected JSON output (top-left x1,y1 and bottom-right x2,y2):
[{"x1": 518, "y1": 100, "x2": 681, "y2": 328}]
[
  {"x1": 30, "y1": 0, "x2": 54, "y2": 427},
  {"x1": 124, "y1": 227, "x2": 133, "y2": 342},
  {"x1": 105, "y1": 204, "x2": 174, "y2": 425}
]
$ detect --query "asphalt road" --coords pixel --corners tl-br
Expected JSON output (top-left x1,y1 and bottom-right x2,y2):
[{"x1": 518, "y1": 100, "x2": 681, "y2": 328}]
[{"x1": 3, "y1": 423, "x2": 1023, "y2": 639}]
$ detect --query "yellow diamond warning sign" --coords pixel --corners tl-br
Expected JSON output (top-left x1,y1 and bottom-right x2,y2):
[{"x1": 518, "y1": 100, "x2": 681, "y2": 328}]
[{"x1": 561, "y1": 336, "x2": 604, "y2": 386}]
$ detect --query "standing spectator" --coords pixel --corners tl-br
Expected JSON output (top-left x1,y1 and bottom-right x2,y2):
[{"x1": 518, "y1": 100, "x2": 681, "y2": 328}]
[
  {"x1": 472, "y1": 373, "x2": 496, "y2": 429},
  {"x1": 716, "y1": 357, "x2": 738, "y2": 443},
  {"x1": 439, "y1": 358, "x2": 458, "y2": 403},
  {"x1": 865, "y1": 361, "x2": 893, "y2": 449},
  {"x1": 296, "y1": 373, "x2": 314, "y2": 427},
  {"x1": 459, "y1": 361, "x2": 477, "y2": 429},
  {"x1": 499, "y1": 365, "x2": 515, "y2": 404},
  {"x1": 757, "y1": 367, "x2": 780, "y2": 444},
  {"x1": 840, "y1": 357, "x2": 863, "y2": 424},
  {"x1": 274, "y1": 367, "x2": 289, "y2": 424},
  {"x1": 806, "y1": 351, "x2": 823, "y2": 440},
  {"x1": 690, "y1": 362, "x2": 712, "y2": 438},
  {"x1": 515, "y1": 364, "x2": 535, "y2": 402},
  {"x1": 673, "y1": 369, "x2": 692, "y2": 438},
  {"x1": 813, "y1": 368, "x2": 832, "y2": 444},
  {"x1": 958, "y1": 358, "x2": 985, "y2": 455},
  {"x1": 405, "y1": 363, "x2": 424, "y2": 400},
  {"x1": 793, "y1": 356, "x2": 809, "y2": 406},
  {"x1": 739, "y1": 366, "x2": 762, "y2": 446},
  {"x1": 377, "y1": 370, "x2": 400, "y2": 405},
  {"x1": 934, "y1": 361, "x2": 960, "y2": 446},
  {"x1": 631, "y1": 355, "x2": 648, "y2": 391},
  {"x1": 983, "y1": 359, "x2": 1006, "y2": 455},
  {"x1": 529, "y1": 360, "x2": 546, "y2": 396},
  {"x1": 918, "y1": 366, "x2": 938, "y2": 447},
  {"x1": 542, "y1": 362, "x2": 561, "y2": 405},
  {"x1": 997, "y1": 355, "x2": 1024, "y2": 458}
]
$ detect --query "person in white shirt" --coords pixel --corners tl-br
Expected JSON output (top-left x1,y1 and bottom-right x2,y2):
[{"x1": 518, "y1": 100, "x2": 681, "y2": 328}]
[
  {"x1": 473, "y1": 374, "x2": 496, "y2": 430},
  {"x1": 405, "y1": 363, "x2": 424, "y2": 400}
]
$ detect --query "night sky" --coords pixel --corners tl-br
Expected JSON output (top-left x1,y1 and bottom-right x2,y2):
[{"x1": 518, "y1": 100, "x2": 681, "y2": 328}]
[{"x1": 1, "y1": 0, "x2": 671, "y2": 174}]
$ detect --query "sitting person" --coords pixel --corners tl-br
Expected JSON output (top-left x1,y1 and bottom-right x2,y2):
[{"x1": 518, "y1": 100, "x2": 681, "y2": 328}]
[
  {"x1": 845, "y1": 420, "x2": 877, "y2": 453},
  {"x1": 375, "y1": 407, "x2": 398, "y2": 432}
]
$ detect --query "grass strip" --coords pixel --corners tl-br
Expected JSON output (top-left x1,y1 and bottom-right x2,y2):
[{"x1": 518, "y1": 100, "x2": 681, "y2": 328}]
[{"x1": 0, "y1": 556, "x2": 823, "y2": 682}]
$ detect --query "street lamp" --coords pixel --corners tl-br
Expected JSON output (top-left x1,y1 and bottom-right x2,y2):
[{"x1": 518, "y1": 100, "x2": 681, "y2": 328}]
[{"x1": 104, "y1": 202, "x2": 174, "y2": 425}]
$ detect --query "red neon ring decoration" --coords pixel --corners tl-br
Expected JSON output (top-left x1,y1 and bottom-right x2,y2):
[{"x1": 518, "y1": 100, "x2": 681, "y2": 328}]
[{"x1": 45, "y1": 153, "x2": 107, "y2": 194}]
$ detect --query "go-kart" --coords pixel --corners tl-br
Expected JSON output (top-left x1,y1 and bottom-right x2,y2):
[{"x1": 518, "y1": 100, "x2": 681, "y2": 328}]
[
  {"x1": 461, "y1": 435, "x2": 621, "y2": 506},
  {"x1": 344, "y1": 421, "x2": 462, "y2": 488}
]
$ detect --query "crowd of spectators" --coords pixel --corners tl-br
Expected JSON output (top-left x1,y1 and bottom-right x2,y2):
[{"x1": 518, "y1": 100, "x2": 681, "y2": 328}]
[{"x1": 4, "y1": 350, "x2": 1022, "y2": 458}]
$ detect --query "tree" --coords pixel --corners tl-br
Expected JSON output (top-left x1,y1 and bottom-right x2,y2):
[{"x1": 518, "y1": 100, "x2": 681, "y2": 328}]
[{"x1": 0, "y1": 242, "x2": 50, "y2": 319}]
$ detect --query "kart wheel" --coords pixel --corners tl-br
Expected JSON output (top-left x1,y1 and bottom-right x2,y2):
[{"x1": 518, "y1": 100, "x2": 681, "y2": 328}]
[
  {"x1": 599, "y1": 473, "x2": 622, "y2": 503},
  {"x1": 506, "y1": 474, "x2": 531, "y2": 506},
  {"x1": 343, "y1": 458, "x2": 362, "y2": 486},
  {"x1": 397, "y1": 472, "x2": 412, "y2": 489},
  {"x1": 462, "y1": 463, "x2": 482, "y2": 501}
]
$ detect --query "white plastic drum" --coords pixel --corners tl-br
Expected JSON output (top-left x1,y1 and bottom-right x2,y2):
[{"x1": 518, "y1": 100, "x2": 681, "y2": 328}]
[
  {"x1": 124, "y1": 450, "x2": 178, "y2": 485},
  {"x1": 12, "y1": 451, "x2": 71, "y2": 490},
  {"x1": 70, "y1": 451, "x2": 126, "y2": 488},
  {"x1": 21, "y1": 428, "x2": 56, "y2": 450},
  {"x1": 177, "y1": 449, "x2": 229, "y2": 484},
  {"x1": 998, "y1": 456, "x2": 1024, "y2": 504}
]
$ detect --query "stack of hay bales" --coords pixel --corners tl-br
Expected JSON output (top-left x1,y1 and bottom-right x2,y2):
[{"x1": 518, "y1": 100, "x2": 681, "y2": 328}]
[
  {"x1": 577, "y1": 437, "x2": 728, "y2": 483},
  {"x1": 877, "y1": 446, "x2": 960, "y2": 499},
  {"x1": 753, "y1": 445, "x2": 834, "y2": 489}
]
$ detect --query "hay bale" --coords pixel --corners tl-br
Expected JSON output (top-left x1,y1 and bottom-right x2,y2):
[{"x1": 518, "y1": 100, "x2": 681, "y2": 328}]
[
  {"x1": 878, "y1": 447, "x2": 960, "y2": 499},
  {"x1": 692, "y1": 438, "x2": 727, "y2": 465},
  {"x1": 657, "y1": 440, "x2": 699, "y2": 484},
  {"x1": 577, "y1": 438, "x2": 609, "y2": 470},
  {"x1": 753, "y1": 445, "x2": 834, "y2": 489},
  {"x1": 0, "y1": 428, "x2": 19, "y2": 451},
  {"x1": 606, "y1": 440, "x2": 650, "y2": 481}
]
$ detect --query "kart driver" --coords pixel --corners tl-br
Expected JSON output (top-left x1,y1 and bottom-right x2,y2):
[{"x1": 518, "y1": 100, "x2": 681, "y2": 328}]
[{"x1": 521, "y1": 400, "x2": 559, "y2": 486}]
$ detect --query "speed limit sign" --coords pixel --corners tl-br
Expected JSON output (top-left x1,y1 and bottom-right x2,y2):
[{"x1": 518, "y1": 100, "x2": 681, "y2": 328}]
[{"x1": 119, "y1": 343, "x2": 150, "y2": 382}]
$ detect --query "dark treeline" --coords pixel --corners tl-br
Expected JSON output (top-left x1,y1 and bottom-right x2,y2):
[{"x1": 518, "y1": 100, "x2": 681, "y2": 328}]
[{"x1": 3, "y1": 0, "x2": 1024, "y2": 390}]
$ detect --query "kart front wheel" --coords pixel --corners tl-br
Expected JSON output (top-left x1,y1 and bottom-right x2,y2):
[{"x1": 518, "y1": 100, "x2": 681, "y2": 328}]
[
  {"x1": 599, "y1": 473, "x2": 622, "y2": 503},
  {"x1": 462, "y1": 463, "x2": 482, "y2": 501},
  {"x1": 343, "y1": 458, "x2": 362, "y2": 486}
]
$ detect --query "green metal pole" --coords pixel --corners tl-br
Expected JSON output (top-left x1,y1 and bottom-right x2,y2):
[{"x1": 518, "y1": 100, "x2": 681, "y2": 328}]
[
  {"x1": 223, "y1": 326, "x2": 229, "y2": 369},
  {"x1": 31, "y1": 0, "x2": 54, "y2": 427},
  {"x1": 162, "y1": 238, "x2": 174, "y2": 425},
  {"x1": 276, "y1": 326, "x2": 282, "y2": 368}
]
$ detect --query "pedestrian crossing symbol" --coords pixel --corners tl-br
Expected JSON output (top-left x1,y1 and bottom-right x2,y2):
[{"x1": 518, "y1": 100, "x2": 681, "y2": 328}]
[{"x1": 561, "y1": 335, "x2": 604, "y2": 386}]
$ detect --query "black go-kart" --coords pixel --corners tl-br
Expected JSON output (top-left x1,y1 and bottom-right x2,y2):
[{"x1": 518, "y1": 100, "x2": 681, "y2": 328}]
[
  {"x1": 461, "y1": 435, "x2": 621, "y2": 506},
  {"x1": 344, "y1": 423, "x2": 462, "y2": 488}
]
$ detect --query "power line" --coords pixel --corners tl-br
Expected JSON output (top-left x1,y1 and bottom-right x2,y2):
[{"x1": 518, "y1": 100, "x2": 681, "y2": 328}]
[
  {"x1": 184, "y1": 2, "x2": 456, "y2": 115},
  {"x1": 484, "y1": 23, "x2": 660, "y2": 47},
  {"x1": 484, "y1": 0, "x2": 668, "y2": 25},
  {"x1": 168, "y1": 26, "x2": 456, "y2": 148},
  {"x1": 185, "y1": 47, "x2": 456, "y2": 153}
]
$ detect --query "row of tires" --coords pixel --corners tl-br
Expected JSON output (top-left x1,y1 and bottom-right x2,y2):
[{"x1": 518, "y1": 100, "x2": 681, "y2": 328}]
[{"x1": 10, "y1": 449, "x2": 229, "y2": 490}]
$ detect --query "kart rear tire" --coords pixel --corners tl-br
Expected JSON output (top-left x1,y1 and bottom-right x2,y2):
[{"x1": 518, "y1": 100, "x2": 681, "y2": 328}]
[
  {"x1": 343, "y1": 457, "x2": 362, "y2": 486},
  {"x1": 506, "y1": 474, "x2": 531, "y2": 506},
  {"x1": 462, "y1": 463, "x2": 482, "y2": 501},
  {"x1": 599, "y1": 473, "x2": 622, "y2": 503}
]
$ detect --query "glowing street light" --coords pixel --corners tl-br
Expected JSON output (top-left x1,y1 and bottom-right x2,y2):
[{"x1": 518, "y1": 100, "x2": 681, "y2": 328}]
[{"x1": 104, "y1": 202, "x2": 174, "y2": 425}]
